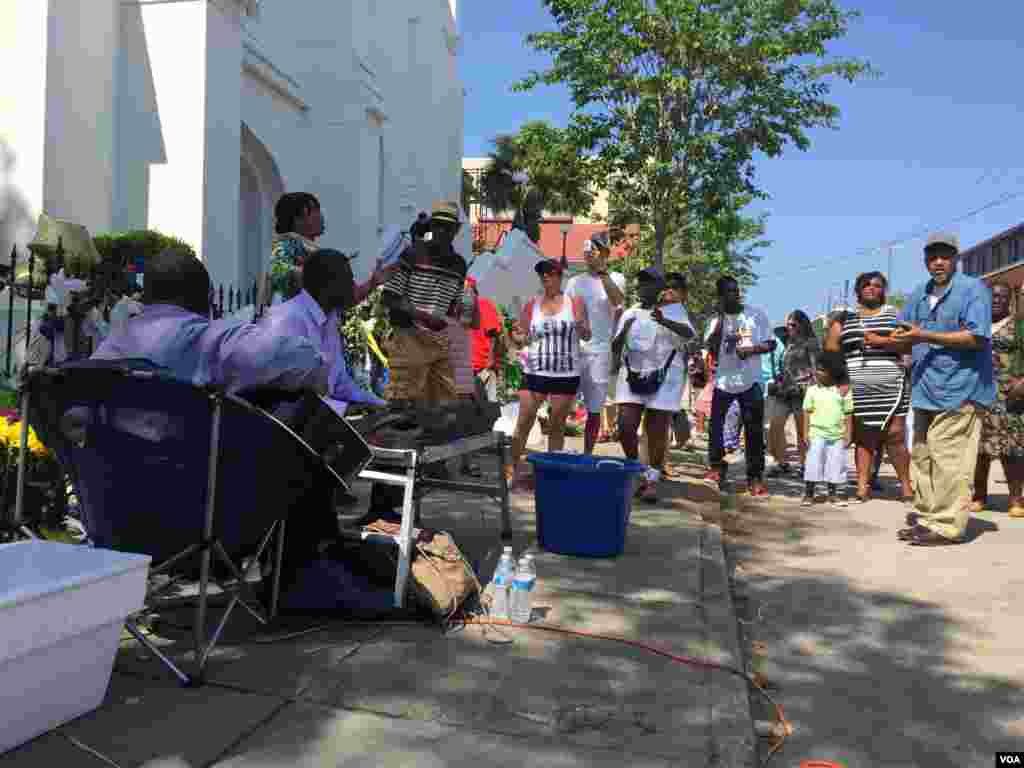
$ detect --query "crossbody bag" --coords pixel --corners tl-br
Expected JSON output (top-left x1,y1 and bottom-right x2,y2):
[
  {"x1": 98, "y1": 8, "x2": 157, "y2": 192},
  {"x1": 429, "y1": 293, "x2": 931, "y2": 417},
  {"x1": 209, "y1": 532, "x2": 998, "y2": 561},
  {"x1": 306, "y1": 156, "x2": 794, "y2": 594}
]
[{"x1": 624, "y1": 350, "x2": 677, "y2": 395}]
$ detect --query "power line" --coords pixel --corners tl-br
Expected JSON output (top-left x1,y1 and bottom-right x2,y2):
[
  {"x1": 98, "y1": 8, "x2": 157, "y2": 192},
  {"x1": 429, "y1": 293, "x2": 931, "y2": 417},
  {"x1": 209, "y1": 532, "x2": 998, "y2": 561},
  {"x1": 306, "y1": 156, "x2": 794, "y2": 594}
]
[{"x1": 757, "y1": 187, "x2": 1024, "y2": 283}]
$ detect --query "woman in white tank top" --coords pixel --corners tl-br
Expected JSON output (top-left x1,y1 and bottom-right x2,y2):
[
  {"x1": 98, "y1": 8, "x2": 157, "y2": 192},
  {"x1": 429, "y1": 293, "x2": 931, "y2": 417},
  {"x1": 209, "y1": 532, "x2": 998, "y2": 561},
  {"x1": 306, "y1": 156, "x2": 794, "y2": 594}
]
[{"x1": 508, "y1": 259, "x2": 590, "y2": 490}]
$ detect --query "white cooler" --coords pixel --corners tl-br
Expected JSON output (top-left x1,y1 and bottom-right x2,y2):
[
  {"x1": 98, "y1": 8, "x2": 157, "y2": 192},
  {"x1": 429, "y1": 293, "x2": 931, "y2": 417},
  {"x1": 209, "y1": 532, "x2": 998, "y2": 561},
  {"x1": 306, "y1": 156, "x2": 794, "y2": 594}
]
[{"x1": 0, "y1": 541, "x2": 150, "y2": 754}]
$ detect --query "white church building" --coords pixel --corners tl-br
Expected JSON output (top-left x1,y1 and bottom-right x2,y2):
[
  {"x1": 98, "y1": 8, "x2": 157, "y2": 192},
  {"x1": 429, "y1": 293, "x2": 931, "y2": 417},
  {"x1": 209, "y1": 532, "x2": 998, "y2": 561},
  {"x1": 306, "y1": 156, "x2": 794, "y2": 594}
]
[{"x1": 0, "y1": 0, "x2": 466, "y2": 289}]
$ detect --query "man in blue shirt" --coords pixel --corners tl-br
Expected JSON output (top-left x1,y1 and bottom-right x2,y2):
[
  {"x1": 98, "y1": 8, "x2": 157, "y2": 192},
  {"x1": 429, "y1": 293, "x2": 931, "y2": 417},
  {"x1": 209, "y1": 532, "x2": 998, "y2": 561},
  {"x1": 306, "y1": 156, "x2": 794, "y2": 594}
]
[{"x1": 868, "y1": 232, "x2": 995, "y2": 545}]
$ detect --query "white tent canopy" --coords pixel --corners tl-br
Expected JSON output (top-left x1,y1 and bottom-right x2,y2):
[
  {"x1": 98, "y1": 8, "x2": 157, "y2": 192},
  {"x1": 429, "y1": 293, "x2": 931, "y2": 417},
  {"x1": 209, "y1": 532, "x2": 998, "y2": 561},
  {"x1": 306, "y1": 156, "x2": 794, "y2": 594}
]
[{"x1": 468, "y1": 228, "x2": 545, "y2": 317}]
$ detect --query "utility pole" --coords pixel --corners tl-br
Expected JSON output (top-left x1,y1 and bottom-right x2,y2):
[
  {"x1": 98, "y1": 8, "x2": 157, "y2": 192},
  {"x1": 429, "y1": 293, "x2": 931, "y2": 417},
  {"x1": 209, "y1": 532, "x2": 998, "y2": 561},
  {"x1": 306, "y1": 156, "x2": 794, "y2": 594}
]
[
  {"x1": 888, "y1": 245, "x2": 894, "y2": 295},
  {"x1": 886, "y1": 243, "x2": 902, "y2": 296},
  {"x1": 843, "y1": 279, "x2": 850, "y2": 309}
]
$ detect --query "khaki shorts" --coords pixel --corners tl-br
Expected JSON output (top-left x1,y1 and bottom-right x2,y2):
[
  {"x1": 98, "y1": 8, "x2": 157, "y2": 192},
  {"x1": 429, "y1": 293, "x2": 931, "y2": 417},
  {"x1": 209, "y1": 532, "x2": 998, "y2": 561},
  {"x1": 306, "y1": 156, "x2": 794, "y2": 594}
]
[{"x1": 385, "y1": 328, "x2": 456, "y2": 404}]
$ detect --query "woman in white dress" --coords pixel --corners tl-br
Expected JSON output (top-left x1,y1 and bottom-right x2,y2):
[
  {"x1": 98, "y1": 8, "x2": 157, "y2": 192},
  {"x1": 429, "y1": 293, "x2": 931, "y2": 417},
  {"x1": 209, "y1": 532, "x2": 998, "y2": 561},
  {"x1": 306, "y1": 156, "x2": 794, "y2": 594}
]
[{"x1": 612, "y1": 267, "x2": 695, "y2": 500}]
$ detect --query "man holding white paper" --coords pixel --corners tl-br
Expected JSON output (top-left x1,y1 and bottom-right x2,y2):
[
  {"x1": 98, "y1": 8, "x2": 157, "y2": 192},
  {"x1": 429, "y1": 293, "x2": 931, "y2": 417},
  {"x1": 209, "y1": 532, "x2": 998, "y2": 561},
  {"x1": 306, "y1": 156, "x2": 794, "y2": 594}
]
[{"x1": 380, "y1": 201, "x2": 470, "y2": 404}]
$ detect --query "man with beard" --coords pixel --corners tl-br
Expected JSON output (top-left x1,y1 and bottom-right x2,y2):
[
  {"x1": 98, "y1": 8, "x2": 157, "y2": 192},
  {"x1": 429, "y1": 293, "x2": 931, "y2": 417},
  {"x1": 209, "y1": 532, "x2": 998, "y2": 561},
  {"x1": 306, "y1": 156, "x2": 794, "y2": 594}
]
[
  {"x1": 870, "y1": 232, "x2": 995, "y2": 546},
  {"x1": 703, "y1": 276, "x2": 775, "y2": 494}
]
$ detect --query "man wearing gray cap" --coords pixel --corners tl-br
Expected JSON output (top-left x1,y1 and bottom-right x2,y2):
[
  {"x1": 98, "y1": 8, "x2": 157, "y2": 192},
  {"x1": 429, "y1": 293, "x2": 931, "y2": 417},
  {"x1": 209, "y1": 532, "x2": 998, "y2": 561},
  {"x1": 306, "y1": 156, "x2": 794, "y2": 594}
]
[{"x1": 866, "y1": 232, "x2": 995, "y2": 545}]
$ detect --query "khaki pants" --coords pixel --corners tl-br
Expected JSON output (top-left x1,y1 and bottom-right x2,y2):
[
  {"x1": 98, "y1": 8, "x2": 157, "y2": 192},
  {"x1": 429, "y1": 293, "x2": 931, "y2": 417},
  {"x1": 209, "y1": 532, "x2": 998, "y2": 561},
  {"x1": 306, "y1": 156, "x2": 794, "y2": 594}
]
[
  {"x1": 385, "y1": 328, "x2": 456, "y2": 404},
  {"x1": 911, "y1": 402, "x2": 981, "y2": 540}
]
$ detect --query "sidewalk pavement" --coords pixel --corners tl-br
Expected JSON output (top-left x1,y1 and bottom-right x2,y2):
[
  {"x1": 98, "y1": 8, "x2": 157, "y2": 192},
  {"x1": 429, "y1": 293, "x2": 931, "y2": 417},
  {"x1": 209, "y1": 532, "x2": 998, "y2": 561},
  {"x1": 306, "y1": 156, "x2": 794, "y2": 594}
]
[
  {"x1": 1, "y1": 441, "x2": 756, "y2": 768},
  {"x1": 725, "y1": 451, "x2": 1024, "y2": 767}
]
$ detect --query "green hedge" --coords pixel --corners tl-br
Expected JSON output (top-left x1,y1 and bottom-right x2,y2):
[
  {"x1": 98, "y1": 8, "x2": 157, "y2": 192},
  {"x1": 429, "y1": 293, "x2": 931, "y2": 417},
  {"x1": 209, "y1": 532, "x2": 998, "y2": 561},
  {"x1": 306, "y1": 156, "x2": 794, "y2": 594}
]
[{"x1": 91, "y1": 230, "x2": 196, "y2": 272}]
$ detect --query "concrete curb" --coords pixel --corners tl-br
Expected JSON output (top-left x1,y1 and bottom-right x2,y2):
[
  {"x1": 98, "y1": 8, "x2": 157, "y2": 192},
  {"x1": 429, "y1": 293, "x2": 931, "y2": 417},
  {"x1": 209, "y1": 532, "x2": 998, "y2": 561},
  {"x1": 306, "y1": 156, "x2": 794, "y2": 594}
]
[{"x1": 700, "y1": 522, "x2": 758, "y2": 767}]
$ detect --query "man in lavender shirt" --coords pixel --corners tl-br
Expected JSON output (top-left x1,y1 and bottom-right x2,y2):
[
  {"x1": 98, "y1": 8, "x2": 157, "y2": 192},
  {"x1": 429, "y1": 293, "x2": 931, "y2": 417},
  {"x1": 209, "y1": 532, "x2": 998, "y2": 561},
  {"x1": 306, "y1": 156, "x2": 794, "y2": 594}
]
[
  {"x1": 93, "y1": 249, "x2": 327, "y2": 394},
  {"x1": 260, "y1": 248, "x2": 385, "y2": 417},
  {"x1": 93, "y1": 248, "x2": 391, "y2": 613}
]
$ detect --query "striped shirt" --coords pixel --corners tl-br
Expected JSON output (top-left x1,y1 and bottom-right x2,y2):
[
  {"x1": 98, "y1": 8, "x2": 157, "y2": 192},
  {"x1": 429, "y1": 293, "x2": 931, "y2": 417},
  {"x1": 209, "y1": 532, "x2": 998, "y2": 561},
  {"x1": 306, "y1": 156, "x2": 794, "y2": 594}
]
[
  {"x1": 525, "y1": 296, "x2": 580, "y2": 377},
  {"x1": 382, "y1": 243, "x2": 467, "y2": 342},
  {"x1": 838, "y1": 306, "x2": 909, "y2": 429}
]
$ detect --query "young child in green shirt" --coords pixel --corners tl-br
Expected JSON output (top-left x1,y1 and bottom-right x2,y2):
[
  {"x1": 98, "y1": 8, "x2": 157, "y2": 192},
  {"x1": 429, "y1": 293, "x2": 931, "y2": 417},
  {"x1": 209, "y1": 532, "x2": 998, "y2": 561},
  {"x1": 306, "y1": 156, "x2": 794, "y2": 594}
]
[{"x1": 802, "y1": 351, "x2": 853, "y2": 506}]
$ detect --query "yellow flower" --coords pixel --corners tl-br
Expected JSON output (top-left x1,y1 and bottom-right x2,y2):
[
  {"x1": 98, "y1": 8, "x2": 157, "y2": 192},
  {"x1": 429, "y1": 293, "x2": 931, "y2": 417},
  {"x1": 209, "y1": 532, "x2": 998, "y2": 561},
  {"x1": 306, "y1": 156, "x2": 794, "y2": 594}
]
[{"x1": 2, "y1": 420, "x2": 50, "y2": 457}]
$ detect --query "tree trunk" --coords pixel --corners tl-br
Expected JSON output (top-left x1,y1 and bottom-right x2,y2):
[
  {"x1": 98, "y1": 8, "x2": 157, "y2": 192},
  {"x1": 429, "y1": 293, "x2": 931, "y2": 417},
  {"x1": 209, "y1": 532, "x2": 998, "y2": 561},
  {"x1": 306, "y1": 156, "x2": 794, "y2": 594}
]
[{"x1": 653, "y1": 217, "x2": 667, "y2": 271}]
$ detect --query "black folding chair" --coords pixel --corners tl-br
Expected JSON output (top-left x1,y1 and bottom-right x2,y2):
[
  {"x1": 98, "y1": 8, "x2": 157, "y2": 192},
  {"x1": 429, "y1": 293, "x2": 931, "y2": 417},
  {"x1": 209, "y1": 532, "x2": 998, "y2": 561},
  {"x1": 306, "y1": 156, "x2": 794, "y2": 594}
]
[{"x1": 19, "y1": 363, "x2": 342, "y2": 685}]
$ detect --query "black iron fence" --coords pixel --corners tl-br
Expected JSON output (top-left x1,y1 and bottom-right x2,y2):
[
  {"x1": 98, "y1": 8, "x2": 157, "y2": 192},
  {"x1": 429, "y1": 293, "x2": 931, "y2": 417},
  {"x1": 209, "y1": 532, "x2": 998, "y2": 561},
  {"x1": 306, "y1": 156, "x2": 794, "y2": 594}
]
[{"x1": 209, "y1": 280, "x2": 266, "y2": 321}]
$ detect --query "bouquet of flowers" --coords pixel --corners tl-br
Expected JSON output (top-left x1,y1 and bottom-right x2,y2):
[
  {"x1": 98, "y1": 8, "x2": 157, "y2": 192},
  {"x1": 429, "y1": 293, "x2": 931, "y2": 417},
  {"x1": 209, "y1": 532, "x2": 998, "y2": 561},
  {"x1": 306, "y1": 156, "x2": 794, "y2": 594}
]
[{"x1": 0, "y1": 411, "x2": 66, "y2": 532}]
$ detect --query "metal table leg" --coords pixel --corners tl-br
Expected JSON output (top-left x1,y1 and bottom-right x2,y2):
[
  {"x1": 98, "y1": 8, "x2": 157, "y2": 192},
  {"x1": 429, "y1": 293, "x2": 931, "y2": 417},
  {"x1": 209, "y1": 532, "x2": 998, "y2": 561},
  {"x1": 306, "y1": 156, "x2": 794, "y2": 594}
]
[
  {"x1": 393, "y1": 453, "x2": 418, "y2": 608},
  {"x1": 497, "y1": 435, "x2": 512, "y2": 539}
]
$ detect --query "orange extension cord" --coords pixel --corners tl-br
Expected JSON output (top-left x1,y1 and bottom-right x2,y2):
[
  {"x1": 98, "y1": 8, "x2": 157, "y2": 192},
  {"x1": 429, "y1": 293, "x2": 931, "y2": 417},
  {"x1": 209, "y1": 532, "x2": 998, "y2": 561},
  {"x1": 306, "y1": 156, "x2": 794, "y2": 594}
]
[{"x1": 461, "y1": 614, "x2": 793, "y2": 763}]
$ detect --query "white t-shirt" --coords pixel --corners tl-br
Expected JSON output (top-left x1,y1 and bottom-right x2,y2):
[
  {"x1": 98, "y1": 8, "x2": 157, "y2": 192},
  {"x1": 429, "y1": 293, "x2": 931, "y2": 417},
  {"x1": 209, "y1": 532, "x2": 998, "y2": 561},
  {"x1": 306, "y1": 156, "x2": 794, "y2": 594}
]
[
  {"x1": 705, "y1": 306, "x2": 772, "y2": 394},
  {"x1": 616, "y1": 303, "x2": 693, "y2": 376},
  {"x1": 566, "y1": 271, "x2": 627, "y2": 351}
]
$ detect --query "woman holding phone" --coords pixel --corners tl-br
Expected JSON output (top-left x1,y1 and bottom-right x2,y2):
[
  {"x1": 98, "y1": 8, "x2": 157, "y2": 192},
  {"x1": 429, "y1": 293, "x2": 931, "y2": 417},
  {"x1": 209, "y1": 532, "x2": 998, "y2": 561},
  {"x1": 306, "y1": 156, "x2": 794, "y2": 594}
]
[{"x1": 824, "y1": 271, "x2": 913, "y2": 502}]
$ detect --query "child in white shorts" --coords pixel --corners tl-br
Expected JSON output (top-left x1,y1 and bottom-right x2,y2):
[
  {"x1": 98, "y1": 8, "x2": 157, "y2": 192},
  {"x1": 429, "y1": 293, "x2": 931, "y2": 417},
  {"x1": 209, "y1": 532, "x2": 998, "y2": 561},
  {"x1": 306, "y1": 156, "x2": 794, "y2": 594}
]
[{"x1": 802, "y1": 352, "x2": 853, "y2": 506}]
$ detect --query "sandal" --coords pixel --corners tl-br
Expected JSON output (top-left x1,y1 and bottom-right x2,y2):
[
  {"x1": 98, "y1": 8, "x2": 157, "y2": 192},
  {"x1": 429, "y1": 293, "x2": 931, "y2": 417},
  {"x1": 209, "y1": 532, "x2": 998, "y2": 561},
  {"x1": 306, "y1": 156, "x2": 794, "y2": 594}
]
[
  {"x1": 908, "y1": 529, "x2": 961, "y2": 546},
  {"x1": 641, "y1": 480, "x2": 658, "y2": 503},
  {"x1": 511, "y1": 474, "x2": 535, "y2": 492}
]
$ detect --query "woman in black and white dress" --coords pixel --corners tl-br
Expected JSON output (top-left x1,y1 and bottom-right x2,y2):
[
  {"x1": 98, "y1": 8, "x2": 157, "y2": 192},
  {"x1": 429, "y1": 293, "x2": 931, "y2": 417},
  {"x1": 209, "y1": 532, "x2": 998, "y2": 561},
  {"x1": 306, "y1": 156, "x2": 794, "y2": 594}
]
[{"x1": 825, "y1": 271, "x2": 913, "y2": 502}]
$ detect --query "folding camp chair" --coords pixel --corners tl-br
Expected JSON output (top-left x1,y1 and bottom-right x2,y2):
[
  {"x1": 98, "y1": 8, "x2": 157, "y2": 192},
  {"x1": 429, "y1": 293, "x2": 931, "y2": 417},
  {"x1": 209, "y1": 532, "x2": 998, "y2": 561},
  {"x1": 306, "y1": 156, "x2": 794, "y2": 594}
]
[{"x1": 19, "y1": 363, "x2": 343, "y2": 686}]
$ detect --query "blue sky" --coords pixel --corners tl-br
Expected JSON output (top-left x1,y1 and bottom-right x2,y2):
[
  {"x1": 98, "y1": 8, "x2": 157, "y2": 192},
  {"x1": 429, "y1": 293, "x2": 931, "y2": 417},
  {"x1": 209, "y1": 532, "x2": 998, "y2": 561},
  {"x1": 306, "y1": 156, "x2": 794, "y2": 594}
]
[{"x1": 459, "y1": 1, "x2": 1024, "y2": 323}]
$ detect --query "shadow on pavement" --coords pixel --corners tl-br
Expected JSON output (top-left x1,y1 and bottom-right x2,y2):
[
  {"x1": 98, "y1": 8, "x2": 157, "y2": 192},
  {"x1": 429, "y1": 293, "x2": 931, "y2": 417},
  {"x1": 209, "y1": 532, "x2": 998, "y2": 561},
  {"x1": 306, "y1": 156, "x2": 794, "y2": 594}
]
[
  {"x1": 723, "y1": 488, "x2": 1024, "y2": 768},
  {"x1": 3, "y1": 451, "x2": 730, "y2": 768}
]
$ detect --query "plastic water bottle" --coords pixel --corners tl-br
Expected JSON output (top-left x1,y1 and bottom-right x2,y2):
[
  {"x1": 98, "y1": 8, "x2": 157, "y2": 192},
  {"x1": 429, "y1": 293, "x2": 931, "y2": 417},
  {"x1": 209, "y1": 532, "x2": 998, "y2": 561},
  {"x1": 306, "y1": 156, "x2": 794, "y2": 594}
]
[
  {"x1": 510, "y1": 555, "x2": 536, "y2": 624},
  {"x1": 492, "y1": 547, "x2": 515, "y2": 620}
]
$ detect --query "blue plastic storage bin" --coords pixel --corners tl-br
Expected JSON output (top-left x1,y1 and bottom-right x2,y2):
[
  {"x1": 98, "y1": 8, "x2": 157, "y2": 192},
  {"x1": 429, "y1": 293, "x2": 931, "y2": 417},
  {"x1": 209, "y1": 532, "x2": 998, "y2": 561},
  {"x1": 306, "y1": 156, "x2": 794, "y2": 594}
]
[{"x1": 527, "y1": 453, "x2": 646, "y2": 557}]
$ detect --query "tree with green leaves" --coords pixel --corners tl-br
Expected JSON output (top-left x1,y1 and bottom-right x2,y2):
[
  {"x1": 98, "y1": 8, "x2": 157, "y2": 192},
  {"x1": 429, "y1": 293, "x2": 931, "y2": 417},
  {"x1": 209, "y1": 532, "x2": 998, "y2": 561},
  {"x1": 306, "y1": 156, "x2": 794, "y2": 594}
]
[
  {"x1": 479, "y1": 120, "x2": 596, "y2": 243},
  {"x1": 516, "y1": 0, "x2": 872, "y2": 268},
  {"x1": 461, "y1": 170, "x2": 476, "y2": 216},
  {"x1": 617, "y1": 196, "x2": 770, "y2": 330}
]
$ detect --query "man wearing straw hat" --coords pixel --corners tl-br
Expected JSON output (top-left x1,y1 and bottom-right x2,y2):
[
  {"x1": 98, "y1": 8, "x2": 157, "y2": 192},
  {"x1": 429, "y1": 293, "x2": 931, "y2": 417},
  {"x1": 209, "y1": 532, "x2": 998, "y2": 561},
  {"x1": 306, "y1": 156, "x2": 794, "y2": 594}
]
[{"x1": 380, "y1": 201, "x2": 470, "y2": 406}]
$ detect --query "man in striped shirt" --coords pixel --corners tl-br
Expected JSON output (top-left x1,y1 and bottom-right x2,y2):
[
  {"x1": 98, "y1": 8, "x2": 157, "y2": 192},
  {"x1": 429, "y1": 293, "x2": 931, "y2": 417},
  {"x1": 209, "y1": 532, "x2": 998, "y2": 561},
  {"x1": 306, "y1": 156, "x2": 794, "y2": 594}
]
[{"x1": 381, "y1": 201, "x2": 469, "y2": 405}]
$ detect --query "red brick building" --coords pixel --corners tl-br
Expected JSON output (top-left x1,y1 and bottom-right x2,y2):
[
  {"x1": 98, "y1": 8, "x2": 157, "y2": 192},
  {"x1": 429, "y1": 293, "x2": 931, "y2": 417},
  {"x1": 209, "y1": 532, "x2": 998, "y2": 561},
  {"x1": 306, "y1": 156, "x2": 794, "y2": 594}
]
[
  {"x1": 961, "y1": 221, "x2": 1024, "y2": 290},
  {"x1": 472, "y1": 217, "x2": 637, "y2": 268}
]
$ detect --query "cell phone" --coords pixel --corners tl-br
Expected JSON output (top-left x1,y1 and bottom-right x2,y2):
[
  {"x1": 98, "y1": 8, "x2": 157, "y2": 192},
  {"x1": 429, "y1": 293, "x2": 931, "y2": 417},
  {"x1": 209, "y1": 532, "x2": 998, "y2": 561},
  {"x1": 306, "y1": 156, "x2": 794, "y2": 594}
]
[
  {"x1": 872, "y1": 328, "x2": 893, "y2": 337},
  {"x1": 895, "y1": 322, "x2": 914, "y2": 331}
]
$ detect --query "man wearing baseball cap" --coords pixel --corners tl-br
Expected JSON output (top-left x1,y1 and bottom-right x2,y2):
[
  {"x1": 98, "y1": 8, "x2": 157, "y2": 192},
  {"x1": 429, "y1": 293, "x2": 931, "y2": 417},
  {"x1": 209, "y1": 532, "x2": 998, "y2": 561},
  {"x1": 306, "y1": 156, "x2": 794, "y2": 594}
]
[
  {"x1": 866, "y1": 231, "x2": 995, "y2": 546},
  {"x1": 564, "y1": 231, "x2": 626, "y2": 453}
]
